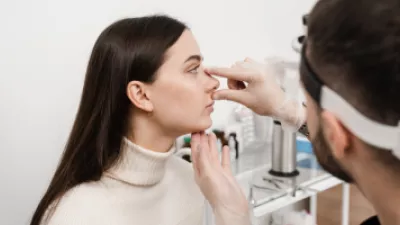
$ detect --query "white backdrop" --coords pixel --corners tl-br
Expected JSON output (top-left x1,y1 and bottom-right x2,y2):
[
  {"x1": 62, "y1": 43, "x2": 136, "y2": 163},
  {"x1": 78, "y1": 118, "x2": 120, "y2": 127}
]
[{"x1": 0, "y1": 0, "x2": 316, "y2": 224}]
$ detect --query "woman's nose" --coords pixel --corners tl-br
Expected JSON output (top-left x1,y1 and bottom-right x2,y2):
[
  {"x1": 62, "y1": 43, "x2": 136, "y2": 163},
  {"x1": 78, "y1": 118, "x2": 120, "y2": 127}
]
[{"x1": 205, "y1": 74, "x2": 220, "y2": 92}]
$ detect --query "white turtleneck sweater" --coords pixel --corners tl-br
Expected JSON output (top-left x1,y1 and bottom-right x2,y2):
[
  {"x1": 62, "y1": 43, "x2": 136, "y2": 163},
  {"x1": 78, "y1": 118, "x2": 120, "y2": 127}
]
[{"x1": 41, "y1": 137, "x2": 205, "y2": 225}]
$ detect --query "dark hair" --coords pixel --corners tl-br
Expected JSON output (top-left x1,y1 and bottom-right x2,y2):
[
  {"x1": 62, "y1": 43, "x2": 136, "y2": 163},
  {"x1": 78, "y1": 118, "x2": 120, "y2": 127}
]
[
  {"x1": 305, "y1": 0, "x2": 400, "y2": 164},
  {"x1": 30, "y1": 15, "x2": 187, "y2": 225}
]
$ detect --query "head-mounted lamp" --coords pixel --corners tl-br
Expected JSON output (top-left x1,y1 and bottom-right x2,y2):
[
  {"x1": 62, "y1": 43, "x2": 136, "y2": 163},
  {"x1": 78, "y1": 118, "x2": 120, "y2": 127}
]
[{"x1": 300, "y1": 41, "x2": 400, "y2": 158}]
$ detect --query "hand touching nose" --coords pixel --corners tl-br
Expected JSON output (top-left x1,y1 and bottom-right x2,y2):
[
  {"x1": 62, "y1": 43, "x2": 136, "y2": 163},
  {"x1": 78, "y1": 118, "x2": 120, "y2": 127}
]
[
  {"x1": 206, "y1": 58, "x2": 286, "y2": 116},
  {"x1": 206, "y1": 58, "x2": 306, "y2": 129}
]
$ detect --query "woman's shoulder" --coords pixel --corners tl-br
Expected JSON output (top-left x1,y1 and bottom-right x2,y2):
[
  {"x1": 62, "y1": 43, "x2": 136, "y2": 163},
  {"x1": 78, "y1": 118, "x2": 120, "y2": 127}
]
[
  {"x1": 168, "y1": 155, "x2": 195, "y2": 176},
  {"x1": 42, "y1": 181, "x2": 112, "y2": 225},
  {"x1": 166, "y1": 155, "x2": 203, "y2": 194},
  {"x1": 166, "y1": 156, "x2": 205, "y2": 211}
]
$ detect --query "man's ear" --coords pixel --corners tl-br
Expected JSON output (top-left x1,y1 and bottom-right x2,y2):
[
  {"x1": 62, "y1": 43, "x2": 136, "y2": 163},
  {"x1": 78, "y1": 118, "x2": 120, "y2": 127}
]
[
  {"x1": 320, "y1": 111, "x2": 350, "y2": 159},
  {"x1": 126, "y1": 81, "x2": 153, "y2": 112}
]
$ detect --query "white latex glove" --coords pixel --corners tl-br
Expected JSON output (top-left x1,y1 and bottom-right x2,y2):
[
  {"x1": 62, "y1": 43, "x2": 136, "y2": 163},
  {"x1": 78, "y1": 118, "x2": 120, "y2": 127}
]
[
  {"x1": 206, "y1": 58, "x2": 306, "y2": 129},
  {"x1": 190, "y1": 132, "x2": 251, "y2": 225}
]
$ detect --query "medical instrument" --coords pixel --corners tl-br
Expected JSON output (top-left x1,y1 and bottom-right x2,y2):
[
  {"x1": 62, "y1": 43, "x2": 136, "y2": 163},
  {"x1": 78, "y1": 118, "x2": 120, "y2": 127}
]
[{"x1": 269, "y1": 120, "x2": 299, "y2": 177}]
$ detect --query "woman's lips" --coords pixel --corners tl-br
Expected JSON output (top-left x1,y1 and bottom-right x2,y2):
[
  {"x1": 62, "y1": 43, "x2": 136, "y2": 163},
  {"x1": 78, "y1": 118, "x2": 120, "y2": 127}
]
[{"x1": 206, "y1": 101, "x2": 214, "y2": 112}]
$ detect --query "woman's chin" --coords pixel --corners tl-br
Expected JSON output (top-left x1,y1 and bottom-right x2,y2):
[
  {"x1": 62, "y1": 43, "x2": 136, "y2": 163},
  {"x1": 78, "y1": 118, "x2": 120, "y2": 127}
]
[
  {"x1": 176, "y1": 117, "x2": 213, "y2": 135},
  {"x1": 191, "y1": 118, "x2": 213, "y2": 133}
]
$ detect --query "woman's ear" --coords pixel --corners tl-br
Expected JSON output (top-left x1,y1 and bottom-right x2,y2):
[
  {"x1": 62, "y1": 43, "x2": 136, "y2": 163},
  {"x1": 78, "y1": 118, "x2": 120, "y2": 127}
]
[
  {"x1": 126, "y1": 81, "x2": 153, "y2": 112},
  {"x1": 320, "y1": 111, "x2": 350, "y2": 159}
]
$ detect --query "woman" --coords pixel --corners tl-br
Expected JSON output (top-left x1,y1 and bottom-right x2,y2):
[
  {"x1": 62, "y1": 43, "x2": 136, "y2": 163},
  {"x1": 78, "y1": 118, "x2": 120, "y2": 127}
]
[{"x1": 31, "y1": 15, "x2": 220, "y2": 225}]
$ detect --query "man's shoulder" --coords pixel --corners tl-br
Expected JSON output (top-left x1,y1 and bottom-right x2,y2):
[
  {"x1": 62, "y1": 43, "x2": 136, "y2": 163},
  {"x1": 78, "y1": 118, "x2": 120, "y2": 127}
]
[{"x1": 360, "y1": 216, "x2": 380, "y2": 225}]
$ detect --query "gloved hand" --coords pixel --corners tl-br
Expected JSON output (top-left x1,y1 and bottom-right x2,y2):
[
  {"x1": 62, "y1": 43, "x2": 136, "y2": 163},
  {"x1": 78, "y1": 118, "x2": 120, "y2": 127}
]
[
  {"x1": 190, "y1": 132, "x2": 251, "y2": 225},
  {"x1": 206, "y1": 58, "x2": 306, "y2": 129}
]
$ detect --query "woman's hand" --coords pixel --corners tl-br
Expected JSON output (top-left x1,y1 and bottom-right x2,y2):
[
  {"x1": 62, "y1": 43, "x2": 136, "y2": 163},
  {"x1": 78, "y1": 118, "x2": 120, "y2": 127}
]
[{"x1": 190, "y1": 132, "x2": 251, "y2": 225}]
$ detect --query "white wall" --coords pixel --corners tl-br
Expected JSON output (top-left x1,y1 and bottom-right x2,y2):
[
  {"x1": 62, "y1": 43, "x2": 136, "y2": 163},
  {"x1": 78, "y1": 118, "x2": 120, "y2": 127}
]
[{"x1": 0, "y1": 0, "x2": 316, "y2": 224}]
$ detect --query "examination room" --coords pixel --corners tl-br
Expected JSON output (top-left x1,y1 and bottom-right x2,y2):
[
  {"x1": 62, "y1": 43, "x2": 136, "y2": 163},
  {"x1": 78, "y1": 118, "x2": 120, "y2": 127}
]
[{"x1": 2, "y1": 0, "x2": 399, "y2": 225}]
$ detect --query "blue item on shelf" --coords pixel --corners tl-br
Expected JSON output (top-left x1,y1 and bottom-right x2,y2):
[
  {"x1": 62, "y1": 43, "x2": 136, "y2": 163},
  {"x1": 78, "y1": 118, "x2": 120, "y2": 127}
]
[
  {"x1": 297, "y1": 156, "x2": 322, "y2": 170},
  {"x1": 296, "y1": 137, "x2": 322, "y2": 170},
  {"x1": 296, "y1": 136, "x2": 313, "y2": 154}
]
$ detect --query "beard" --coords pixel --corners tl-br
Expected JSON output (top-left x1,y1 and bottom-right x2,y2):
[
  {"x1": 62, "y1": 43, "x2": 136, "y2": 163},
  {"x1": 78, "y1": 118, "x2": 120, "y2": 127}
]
[{"x1": 311, "y1": 124, "x2": 354, "y2": 183}]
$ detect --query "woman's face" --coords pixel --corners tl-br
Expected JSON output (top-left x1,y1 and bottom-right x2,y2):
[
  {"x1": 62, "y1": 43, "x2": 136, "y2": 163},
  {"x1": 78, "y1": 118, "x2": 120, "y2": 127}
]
[{"x1": 145, "y1": 30, "x2": 219, "y2": 135}]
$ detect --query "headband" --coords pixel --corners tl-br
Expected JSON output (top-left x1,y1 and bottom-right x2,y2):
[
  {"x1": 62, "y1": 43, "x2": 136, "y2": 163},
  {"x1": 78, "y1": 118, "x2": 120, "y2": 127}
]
[{"x1": 300, "y1": 42, "x2": 400, "y2": 158}]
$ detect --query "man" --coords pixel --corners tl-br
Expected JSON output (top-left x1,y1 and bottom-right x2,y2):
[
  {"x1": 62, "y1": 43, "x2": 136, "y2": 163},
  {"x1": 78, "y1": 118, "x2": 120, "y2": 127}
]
[{"x1": 189, "y1": 0, "x2": 400, "y2": 225}]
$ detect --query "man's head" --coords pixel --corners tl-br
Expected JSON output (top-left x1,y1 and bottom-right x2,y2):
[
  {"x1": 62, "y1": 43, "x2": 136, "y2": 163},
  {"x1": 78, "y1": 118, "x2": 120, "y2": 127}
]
[{"x1": 301, "y1": 0, "x2": 400, "y2": 184}]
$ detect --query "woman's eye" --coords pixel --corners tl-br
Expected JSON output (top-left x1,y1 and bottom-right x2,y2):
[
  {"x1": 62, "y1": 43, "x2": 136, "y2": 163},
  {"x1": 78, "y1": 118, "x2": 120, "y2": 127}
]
[{"x1": 188, "y1": 66, "x2": 199, "y2": 74}]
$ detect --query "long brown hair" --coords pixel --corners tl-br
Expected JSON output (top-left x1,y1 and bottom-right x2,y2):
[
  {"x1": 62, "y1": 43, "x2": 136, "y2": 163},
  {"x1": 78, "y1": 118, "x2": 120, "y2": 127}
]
[{"x1": 30, "y1": 15, "x2": 187, "y2": 225}]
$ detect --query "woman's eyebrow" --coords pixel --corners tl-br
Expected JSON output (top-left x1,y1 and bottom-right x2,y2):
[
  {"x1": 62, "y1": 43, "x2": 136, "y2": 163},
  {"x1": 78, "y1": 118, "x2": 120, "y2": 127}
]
[{"x1": 184, "y1": 54, "x2": 203, "y2": 63}]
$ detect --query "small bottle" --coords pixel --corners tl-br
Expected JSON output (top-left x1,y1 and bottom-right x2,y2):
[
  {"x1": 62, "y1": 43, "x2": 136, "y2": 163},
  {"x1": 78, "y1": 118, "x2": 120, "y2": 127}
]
[
  {"x1": 178, "y1": 136, "x2": 192, "y2": 162},
  {"x1": 212, "y1": 130, "x2": 228, "y2": 149},
  {"x1": 182, "y1": 136, "x2": 191, "y2": 148},
  {"x1": 228, "y1": 133, "x2": 239, "y2": 160},
  {"x1": 228, "y1": 134, "x2": 235, "y2": 161}
]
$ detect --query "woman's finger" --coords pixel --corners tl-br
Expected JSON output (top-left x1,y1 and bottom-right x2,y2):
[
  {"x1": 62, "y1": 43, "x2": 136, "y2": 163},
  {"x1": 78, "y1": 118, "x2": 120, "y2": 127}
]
[
  {"x1": 208, "y1": 132, "x2": 219, "y2": 162},
  {"x1": 200, "y1": 132, "x2": 209, "y2": 153},
  {"x1": 203, "y1": 132, "x2": 215, "y2": 158},
  {"x1": 197, "y1": 139, "x2": 213, "y2": 178},
  {"x1": 190, "y1": 133, "x2": 201, "y2": 176}
]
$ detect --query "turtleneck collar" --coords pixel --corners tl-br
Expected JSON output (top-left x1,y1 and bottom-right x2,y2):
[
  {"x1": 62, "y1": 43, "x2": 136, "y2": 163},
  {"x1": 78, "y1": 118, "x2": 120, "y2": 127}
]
[{"x1": 105, "y1": 137, "x2": 175, "y2": 186}]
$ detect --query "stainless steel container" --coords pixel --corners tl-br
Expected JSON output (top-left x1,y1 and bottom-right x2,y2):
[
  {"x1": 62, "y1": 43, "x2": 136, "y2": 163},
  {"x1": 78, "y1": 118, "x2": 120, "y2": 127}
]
[
  {"x1": 253, "y1": 113, "x2": 273, "y2": 143},
  {"x1": 269, "y1": 120, "x2": 299, "y2": 177}
]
